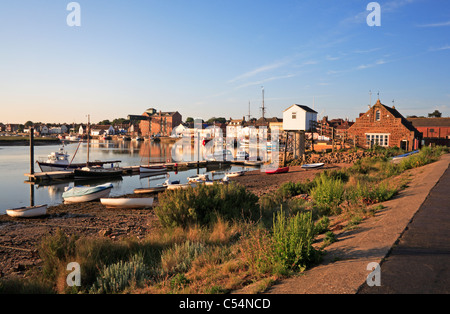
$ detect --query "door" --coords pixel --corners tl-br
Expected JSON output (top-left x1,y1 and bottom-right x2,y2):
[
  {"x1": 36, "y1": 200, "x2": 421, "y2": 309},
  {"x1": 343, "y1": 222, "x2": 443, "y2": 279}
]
[{"x1": 400, "y1": 140, "x2": 408, "y2": 151}]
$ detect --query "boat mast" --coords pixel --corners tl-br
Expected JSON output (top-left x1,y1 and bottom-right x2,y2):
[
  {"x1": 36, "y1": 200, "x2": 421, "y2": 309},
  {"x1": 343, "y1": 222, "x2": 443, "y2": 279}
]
[{"x1": 87, "y1": 114, "x2": 90, "y2": 167}]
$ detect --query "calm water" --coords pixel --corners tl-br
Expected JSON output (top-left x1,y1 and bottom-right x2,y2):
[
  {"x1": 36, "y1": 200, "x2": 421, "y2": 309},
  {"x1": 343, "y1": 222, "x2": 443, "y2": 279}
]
[{"x1": 0, "y1": 140, "x2": 248, "y2": 215}]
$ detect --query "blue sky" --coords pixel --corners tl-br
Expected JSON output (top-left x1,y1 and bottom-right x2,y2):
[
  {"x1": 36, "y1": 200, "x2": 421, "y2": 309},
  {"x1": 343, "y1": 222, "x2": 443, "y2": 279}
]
[{"x1": 0, "y1": 0, "x2": 449, "y2": 124}]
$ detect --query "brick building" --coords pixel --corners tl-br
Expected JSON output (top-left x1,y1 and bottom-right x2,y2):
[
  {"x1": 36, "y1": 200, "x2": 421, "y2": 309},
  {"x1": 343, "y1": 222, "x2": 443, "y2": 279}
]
[
  {"x1": 139, "y1": 108, "x2": 182, "y2": 137},
  {"x1": 407, "y1": 117, "x2": 450, "y2": 139},
  {"x1": 347, "y1": 99, "x2": 422, "y2": 150}
]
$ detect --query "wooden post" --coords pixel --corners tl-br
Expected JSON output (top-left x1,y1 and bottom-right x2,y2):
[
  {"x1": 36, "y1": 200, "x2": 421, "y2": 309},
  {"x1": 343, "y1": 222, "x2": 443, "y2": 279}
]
[{"x1": 29, "y1": 127, "x2": 35, "y2": 175}]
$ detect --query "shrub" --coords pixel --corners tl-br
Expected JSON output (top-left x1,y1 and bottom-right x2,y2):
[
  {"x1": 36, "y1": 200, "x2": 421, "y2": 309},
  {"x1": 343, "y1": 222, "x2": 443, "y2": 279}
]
[
  {"x1": 89, "y1": 253, "x2": 151, "y2": 294},
  {"x1": 160, "y1": 240, "x2": 206, "y2": 275},
  {"x1": 155, "y1": 182, "x2": 260, "y2": 228},
  {"x1": 38, "y1": 229, "x2": 78, "y2": 282},
  {"x1": 272, "y1": 209, "x2": 321, "y2": 272},
  {"x1": 311, "y1": 173, "x2": 345, "y2": 208}
]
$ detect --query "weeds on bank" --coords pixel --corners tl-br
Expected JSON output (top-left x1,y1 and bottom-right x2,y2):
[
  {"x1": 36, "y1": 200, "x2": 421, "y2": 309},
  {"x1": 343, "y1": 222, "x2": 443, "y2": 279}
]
[{"x1": 2, "y1": 146, "x2": 447, "y2": 294}]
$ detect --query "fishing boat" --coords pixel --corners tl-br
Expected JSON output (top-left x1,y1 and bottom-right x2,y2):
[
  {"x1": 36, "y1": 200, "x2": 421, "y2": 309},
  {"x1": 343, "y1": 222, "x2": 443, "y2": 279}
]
[
  {"x1": 265, "y1": 167, "x2": 289, "y2": 174},
  {"x1": 134, "y1": 186, "x2": 167, "y2": 194},
  {"x1": 6, "y1": 205, "x2": 48, "y2": 218},
  {"x1": 301, "y1": 163, "x2": 325, "y2": 169},
  {"x1": 36, "y1": 143, "x2": 121, "y2": 172},
  {"x1": 62, "y1": 183, "x2": 113, "y2": 204},
  {"x1": 100, "y1": 197, "x2": 154, "y2": 209}
]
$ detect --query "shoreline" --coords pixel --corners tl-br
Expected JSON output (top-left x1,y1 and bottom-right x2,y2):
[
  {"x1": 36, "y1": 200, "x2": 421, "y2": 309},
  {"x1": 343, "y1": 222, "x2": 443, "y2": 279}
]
[
  {"x1": 1, "y1": 153, "x2": 448, "y2": 293},
  {"x1": 0, "y1": 163, "x2": 344, "y2": 279}
]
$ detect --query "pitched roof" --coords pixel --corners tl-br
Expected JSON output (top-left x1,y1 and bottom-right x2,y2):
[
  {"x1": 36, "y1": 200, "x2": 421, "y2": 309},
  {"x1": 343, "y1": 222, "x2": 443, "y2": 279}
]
[
  {"x1": 407, "y1": 117, "x2": 450, "y2": 127},
  {"x1": 283, "y1": 104, "x2": 318, "y2": 113}
]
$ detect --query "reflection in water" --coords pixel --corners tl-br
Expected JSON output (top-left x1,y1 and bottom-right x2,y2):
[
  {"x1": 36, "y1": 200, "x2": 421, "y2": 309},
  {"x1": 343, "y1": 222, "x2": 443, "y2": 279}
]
[{"x1": 0, "y1": 140, "x2": 260, "y2": 214}]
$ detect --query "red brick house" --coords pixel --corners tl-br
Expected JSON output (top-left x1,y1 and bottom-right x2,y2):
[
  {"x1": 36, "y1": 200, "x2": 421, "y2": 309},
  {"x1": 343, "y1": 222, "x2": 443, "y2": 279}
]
[
  {"x1": 139, "y1": 108, "x2": 182, "y2": 137},
  {"x1": 407, "y1": 117, "x2": 450, "y2": 139},
  {"x1": 347, "y1": 100, "x2": 422, "y2": 150}
]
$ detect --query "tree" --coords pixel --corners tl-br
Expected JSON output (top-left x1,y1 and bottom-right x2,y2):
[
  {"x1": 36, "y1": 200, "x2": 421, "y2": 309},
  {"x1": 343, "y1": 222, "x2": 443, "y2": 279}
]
[
  {"x1": 24, "y1": 121, "x2": 34, "y2": 127},
  {"x1": 185, "y1": 117, "x2": 194, "y2": 123},
  {"x1": 428, "y1": 110, "x2": 442, "y2": 118}
]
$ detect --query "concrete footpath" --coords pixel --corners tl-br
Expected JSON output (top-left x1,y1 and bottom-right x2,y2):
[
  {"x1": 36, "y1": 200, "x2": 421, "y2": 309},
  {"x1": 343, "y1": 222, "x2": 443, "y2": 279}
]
[{"x1": 266, "y1": 153, "x2": 450, "y2": 294}]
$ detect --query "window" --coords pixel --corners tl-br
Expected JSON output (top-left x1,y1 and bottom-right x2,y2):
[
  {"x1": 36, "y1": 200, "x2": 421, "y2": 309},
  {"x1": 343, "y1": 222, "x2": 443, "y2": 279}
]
[
  {"x1": 366, "y1": 133, "x2": 389, "y2": 147},
  {"x1": 292, "y1": 112, "x2": 297, "y2": 119},
  {"x1": 375, "y1": 110, "x2": 381, "y2": 121}
]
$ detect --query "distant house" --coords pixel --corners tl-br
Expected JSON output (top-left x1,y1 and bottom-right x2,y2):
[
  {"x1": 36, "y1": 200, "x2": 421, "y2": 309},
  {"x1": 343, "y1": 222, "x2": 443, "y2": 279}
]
[
  {"x1": 5, "y1": 124, "x2": 20, "y2": 133},
  {"x1": 139, "y1": 108, "x2": 182, "y2": 137},
  {"x1": 283, "y1": 104, "x2": 317, "y2": 132},
  {"x1": 90, "y1": 125, "x2": 115, "y2": 136},
  {"x1": 347, "y1": 99, "x2": 422, "y2": 150},
  {"x1": 49, "y1": 125, "x2": 68, "y2": 134}
]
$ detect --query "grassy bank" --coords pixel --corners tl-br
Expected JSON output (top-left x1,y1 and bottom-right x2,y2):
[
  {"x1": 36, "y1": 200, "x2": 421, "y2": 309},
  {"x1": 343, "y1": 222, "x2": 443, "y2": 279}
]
[{"x1": 1, "y1": 146, "x2": 447, "y2": 294}]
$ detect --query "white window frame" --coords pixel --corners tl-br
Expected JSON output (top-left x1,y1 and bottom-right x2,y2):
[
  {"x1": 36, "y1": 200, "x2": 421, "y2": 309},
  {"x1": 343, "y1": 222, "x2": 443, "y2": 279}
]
[{"x1": 365, "y1": 133, "x2": 390, "y2": 147}]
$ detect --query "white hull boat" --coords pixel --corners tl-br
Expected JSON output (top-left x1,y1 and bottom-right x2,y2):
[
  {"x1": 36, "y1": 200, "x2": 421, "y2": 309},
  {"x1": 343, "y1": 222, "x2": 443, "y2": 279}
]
[
  {"x1": 62, "y1": 183, "x2": 113, "y2": 204},
  {"x1": 6, "y1": 205, "x2": 48, "y2": 218},
  {"x1": 301, "y1": 163, "x2": 325, "y2": 169},
  {"x1": 100, "y1": 197, "x2": 154, "y2": 209},
  {"x1": 225, "y1": 171, "x2": 245, "y2": 177}
]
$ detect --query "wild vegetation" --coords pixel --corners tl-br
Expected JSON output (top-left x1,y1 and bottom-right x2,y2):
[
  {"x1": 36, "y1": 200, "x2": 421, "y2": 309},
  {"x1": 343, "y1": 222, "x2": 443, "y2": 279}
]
[{"x1": 0, "y1": 146, "x2": 447, "y2": 294}]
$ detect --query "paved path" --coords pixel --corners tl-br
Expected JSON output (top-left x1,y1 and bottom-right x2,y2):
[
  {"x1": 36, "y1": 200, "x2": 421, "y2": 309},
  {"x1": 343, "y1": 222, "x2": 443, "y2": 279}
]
[
  {"x1": 266, "y1": 154, "x2": 450, "y2": 294},
  {"x1": 359, "y1": 161, "x2": 450, "y2": 294}
]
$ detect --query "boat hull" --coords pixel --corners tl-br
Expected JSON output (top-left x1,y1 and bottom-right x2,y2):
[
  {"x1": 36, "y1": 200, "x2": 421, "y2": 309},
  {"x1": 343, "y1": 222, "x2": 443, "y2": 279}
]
[
  {"x1": 167, "y1": 183, "x2": 196, "y2": 190},
  {"x1": 139, "y1": 166, "x2": 167, "y2": 173},
  {"x1": 74, "y1": 169, "x2": 123, "y2": 179},
  {"x1": 226, "y1": 171, "x2": 245, "y2": 177},
  {"x1": 6, "y1": 205, "x2": 48, "y2": 218},
  {"x1": 265, "y1": 167, "x2": 289, "y2": 174},
  {"x1": 134, "y1": 186, "x2": 167, "y2": 194},
  {"x1": 100, "y1": 198, "x2": 154, "y2": 209},
  {"x1": 62, "y1": 183, "x2": 114, "y2": 204},
  {"x1": 301, "y1": 163, "x2": 325, "y2": 169}
]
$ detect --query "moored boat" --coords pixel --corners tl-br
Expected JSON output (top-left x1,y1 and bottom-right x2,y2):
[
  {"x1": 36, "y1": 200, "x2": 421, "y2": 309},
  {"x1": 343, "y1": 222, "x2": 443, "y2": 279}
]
[
  {"x1": 74, "y1": 166, "x2": 123, "y2": 179},
  {"x1": 139, "y1": 165, "x2": 167, "y2": 174},
  {"x1": 62, "y1": 183, "x2": 113, "y2": 204},
  {"x1": 100, "y1": 197, "x2": 154, "y2": 209},
  {"x1": 6, "y1": 205, "x2": 48, "y2": 218}
]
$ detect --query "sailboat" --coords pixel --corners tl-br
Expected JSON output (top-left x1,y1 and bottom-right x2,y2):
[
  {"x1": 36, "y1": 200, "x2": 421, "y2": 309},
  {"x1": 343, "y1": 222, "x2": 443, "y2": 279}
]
[
  {"x1": 140, "y1": 141, "x2": 168, "y2": 174},
  {"x1": 73, "y1": 115, "x2": 123, "y2": 179}
]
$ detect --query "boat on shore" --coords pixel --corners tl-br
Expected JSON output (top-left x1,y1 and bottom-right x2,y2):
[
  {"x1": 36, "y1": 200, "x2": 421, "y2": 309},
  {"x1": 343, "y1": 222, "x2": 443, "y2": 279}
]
[
  {"x1": 391, "y1": 150, "x2": 420, "y2": 161},
  {"x1": 100, "y1": 197, "x2": 154, "y2": 209},
  {"x1": 225, "y1": 171, "x2": 245, "y2": 177},
  {"x1": 265, "y1": 167, "x2": 289, "y2": 174},
  {"x1": 301, "y1": 163, "x2": 325, "y2": 169},
  {"x1": 62, "y1": 183, "x2": 113, "y2": 204},
  {"x1": 134, "y1": 186, "x2": 167, "y2": 194},
  {"x1": 6, "y1": 205, "x2": 48, "y2": 218}
]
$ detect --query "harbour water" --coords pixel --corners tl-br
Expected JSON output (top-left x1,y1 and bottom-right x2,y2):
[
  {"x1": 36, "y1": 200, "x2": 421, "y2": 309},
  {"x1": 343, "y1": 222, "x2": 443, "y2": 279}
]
[{"x1": 0, "y1": 140, "x2": 248, "y2": 215}]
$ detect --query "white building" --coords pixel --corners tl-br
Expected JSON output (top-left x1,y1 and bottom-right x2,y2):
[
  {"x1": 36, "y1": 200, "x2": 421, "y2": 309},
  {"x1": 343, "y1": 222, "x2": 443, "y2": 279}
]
[{"x1": 283, "y1": 104, "x2": 317, "y2": 132}]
